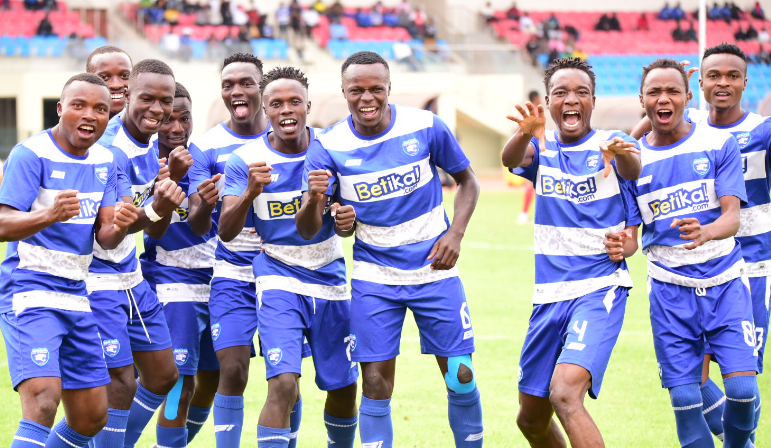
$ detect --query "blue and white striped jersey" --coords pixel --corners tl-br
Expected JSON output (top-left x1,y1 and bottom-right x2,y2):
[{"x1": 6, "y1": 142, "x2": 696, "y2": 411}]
[
  {"x1": 224, "y1": 128, "x2": 348, "y2": 300},
  {"x1": 631, "y1": 123, "x2": 747, "y2": 287},
  {"x1": 188, "y1": 122, "x2": 269, "y2": 283},
  {"x1": 0, "y1": 130, "x2": 118, "y2": 314},
  {"x1": 685, "y1": 108, "x2": 771, "y2": 278},
  {"x1": 88, "y1": 114, "x2": 159, "y2": 291},
  {"x1": 140, "y1": 142, "x2": 217, "y2": 303},
  {"x1": 512, "y1": 129, "x2": 639, "y2": 304},
  {"x1": 302, "y1": 104, "x2": 469, "y2": 285}
]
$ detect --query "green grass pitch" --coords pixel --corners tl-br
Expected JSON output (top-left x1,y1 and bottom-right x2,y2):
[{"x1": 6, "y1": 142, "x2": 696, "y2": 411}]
[{"x1": 0, "y1": 189, "x2": 767, "y2": 446}]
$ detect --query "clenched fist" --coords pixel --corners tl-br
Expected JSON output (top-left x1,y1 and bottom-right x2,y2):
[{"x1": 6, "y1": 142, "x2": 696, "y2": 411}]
[
  {"x1": 113, "y1": 201, "x2": 139, "y2": 232},
  {"x1": 246, "y1": 161, "x2": 273, "y2": 199},
  {"x1": 331, "y1": 203, "x2": 356, "y2": 232},
  {"x1": 197, "y1": 173, "x2": 221, "y2": 209},
  {"x1": 49, "y1": 190, "x2": 81, "y2": 222},
  {"x1": 307, "y1": 169, "x2": 332, "y2": 203},
  {"x1": 152, "y1": 178, "x2": 186, "y2": 217}
]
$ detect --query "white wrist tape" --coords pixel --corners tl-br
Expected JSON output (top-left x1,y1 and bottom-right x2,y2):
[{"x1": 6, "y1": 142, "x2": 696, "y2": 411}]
[{"x1": 145, "y1": 204, "x2": 162, "y2": 222}]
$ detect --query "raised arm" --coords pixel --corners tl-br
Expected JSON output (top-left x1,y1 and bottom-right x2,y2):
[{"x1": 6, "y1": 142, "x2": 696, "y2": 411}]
[
  {"x1": 94, "y1": 202, "x2": 139, "y2": 249},
  {"x1": 672, "y1": 195, "x2": 741, "y2": 250},
  {"x1": 599, "y1": 136, "x2": 641, "y2": 180},
  {"x1": 126, "y1": 178, "x2": 186, "y2": 237},
  {"x1": 501, "y1": 102, "x2": 545, "y2": 169},
  {"x1": 0, "y1": 190, "x2": 80, "y2": 242},
  {"x1": 219, "y1": 161, "x2": 272, "y2": 242}
]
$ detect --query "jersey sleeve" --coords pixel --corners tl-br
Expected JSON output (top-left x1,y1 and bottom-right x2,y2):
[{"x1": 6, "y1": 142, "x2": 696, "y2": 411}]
[
  {"x1": 714, "y1": 135, "x2": 748, "y2": 204},
  {"x1": 763, "y1": 117, "x2": 771, "y2": 163},
  {"x1": 105, "y1": 145, "x2": 132, "y2": 199},
  {"x1": 510, "y1": 136, "x2": 541, "y2": 183},
  {"x1": 222, "y1": 152, "x2": 249, "y2": 197},
  {"x1": 302, "y1": 139, "x2": 336, "y2": 195},
  {"x1": 0, "y1": 145, "x2": 42, "y2": 212},
  {"x1": 187, "y1": 141, "x2": 210, "y2": 195},
  {"x1": 619, "y1": 178, "x2": 643, "y2": 227},
  {"x1": 429, "y1": 114, "x2": 470, "y2": 174},
  {"x1": 99, "y1": 160, "x2": 119, "y2": 209}
]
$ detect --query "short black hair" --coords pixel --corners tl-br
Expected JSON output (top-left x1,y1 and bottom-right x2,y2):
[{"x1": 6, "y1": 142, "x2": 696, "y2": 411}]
[
  {"x1": 640, "y1": 58, "x2": 689, "y2": 94},
  {"x1": 222, "y1": 52, "x2": 264, "y2": 76},
  {"x1": 341, "y1": 51, "x2": 390, "y2": 76},
  {"x1": 543, "y1": 57, "x2": 596, "y2": 94},
  {"x1": 129, "y1": 59, "x2": 174, "y2": 86},
  {"x1": 61, "y1": 72, "x2": 108, "y2": 97},
  {"x1": 174, "y1": 82, "x2": 191, "y2": 102},
  {"x1": 86, "y1": 45, "x2": 132, "y2": 72},
  {"x1": 528, "y1": 90, "x2": 540, "y2": 102},
  {"x1": 259, "y1": 66, "x2": 309, "y2": 93},
  {"x1": 702, "y1": 42, "x2": 748, "y2": 72}
]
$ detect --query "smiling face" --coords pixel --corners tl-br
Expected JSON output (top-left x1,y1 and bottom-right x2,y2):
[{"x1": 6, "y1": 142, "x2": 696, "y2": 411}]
[
  {"x1": 700, "y1": 53, "x2": 746, "y2": 112},
  {"x1": 641, "y1": 67, "x2": 689, "y2": 135},
  {"x1": 341, "y1": 63, "x2": 391, "y2": 136},
  {"x1": 545, "y1": 68, "x2": 595, "y2": 143},
  {"x1": 125, "y1": 72, "x2": 175, "y2": 142},
  {"x1": 57, "y1": 81, "x2": 111, "y2": 153},
  {"x1": 221, "y1": 62, "x2": 263, "y2": 126},
  {"x1": 263, "y1": 78, "x2": 310, "y2": 143},
  {"x1": 89, "y1": 52, "x2": 132, "y2": 117},
  {"x1": 159, "y1": 96, "x2": 192, "y2": 150}
]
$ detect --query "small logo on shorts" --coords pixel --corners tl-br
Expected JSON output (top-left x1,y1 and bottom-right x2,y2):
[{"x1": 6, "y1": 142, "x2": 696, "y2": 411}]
[
  {"x1": 31, "y1": 348, "x2": 49, "y2": 366},
  {"x1": 586, "y1": 155, "x2": 600, "y2": 171},
  {"x1": 348, "y1": 334, "x2": 357, "y2": 352},
  {"x1": 693, "y1": 157, "x2": 710, "y2": 175},
  {"x1": 174, "y1": 348, "x2": 189, "y2": 366},
  {"x1": 657, "y1": 362, "x2": 663, "y2": 379},
  {"x1": 402, "y1": 138, "x2": 420, "y2": 156},
  {"x1": 267, "y1": 347, "x2": 282, "y2": 366},
  {"x1": 102, "y1": 339, "x2": 120, "y2": 358},
  {"x1": 518, "y1": 366, "x2": 523, "y2": 383},
  {"x1": 734, "y1": 131, "x2": 752, "y2": 149},
  {"x1": 211, "y1": 323, "x2": 221, "y2": 341}
]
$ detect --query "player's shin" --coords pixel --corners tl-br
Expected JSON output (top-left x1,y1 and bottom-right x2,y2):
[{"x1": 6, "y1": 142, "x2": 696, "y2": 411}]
[
  {"x1": 669, "y1": 384, "x2": 714, "y2": 448},
  {"x1": 288, "y1": 396, "x2": 302, "y2": 448},
  {"x1": 186, "y1": 405, "x2": 211, "y2": 442},
  {"x1": 722, "y1": 375, "x2": 759, "y2": 448},
  {"x1": 359, "y1": 396, "x2": 394, "y2": 448},
  {"x1": 213, "y1": 393, "x2": 244, "y2": 447},
  {"x1": 448, "y1": 387, "x2": 484, "y2": 447},
  {"x1": 325, "y1": 411, "x2": 358, "y2": 448},
  {"x1": 700, "y1": 378, "x2": 726, "y2": 440}
]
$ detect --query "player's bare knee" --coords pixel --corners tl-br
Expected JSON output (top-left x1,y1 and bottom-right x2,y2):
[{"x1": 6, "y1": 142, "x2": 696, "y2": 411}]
[
  {"x1": 71, "y1": 406, "x2": 109, "y2": 437},
  {"x1": 444, "y1": 355, "x2": 476, "y2": 393},
  {"x1": 548, "y1": 384, "x2": 583, "y2": 413},
  {"x1": 516, "y1": 409, "x2": 550, "y2": 437},
  {"x1": 267, "y1": 374, "x2": 298, "y2": 410},
  {"x1": 457, "y1": 364, "x2": 474, "y2": 384},
  {"x1": 362, "y1": 368, "x2": 393, "y2": 399},
  {"x1": 25, "y1": 392, "x2": 59, "y2": 423},
  {"x1": 218, "y1": 359, "x2": 249, "y2": 393}
]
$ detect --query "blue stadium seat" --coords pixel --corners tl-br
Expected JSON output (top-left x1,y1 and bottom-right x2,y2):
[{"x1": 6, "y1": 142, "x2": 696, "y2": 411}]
[
  {"x1": 190, "y1": 39, "x2": 205, "y2": 59},
  {"x1": 31, "y1": 36, "x2": 48, "y2": 57},
  {"x1": 49, "y1": 36, "x2": 65, "y2": 57},
  {"x1": 17, "y1": 37, "x2": 30, "y2": 56},
  {"x1": 0, "y1": 36, "x2": 16, "y2": 56},
  {"x1": 85, "y1": 37, "x2": 107, "y2": 53}
]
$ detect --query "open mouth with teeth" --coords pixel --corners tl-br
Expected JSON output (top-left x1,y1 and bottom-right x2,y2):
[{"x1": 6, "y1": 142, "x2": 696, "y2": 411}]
[
  {"x1": 77, "y1": 124, "x2": 96, "y2": 138},
  {"x1": 359, "y1": 106, "x2": 378, "y2": 119},
  {"x1": 713, "y1": 91, "x2": 731, "y2": 99},
  {"x1": 232, "y1": 100, "x2": 249, "y2": 118},
  {"x1": 143, "y1": 117, "x2": 161, "y2": 129},
  {"x1": 656, "y1": 109, "x2": 673, "y2": 123},
  {"x1": 279, "y1": 118, "x2": 298, "y2": 133},
  {"x1": 562, "y1": 110, "x2": 581, "y2": 129},
  {"x1": 111, "y1": 93, "x2": 125, "y2": 102}
]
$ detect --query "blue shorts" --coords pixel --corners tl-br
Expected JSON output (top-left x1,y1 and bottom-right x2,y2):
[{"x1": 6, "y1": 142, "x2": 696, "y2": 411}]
[
  {"x1": 89, "y1": 280, "x2": 173, "y2": 369},
  {"x1": 0, "y1": 308, "x2": 110, "y2": 390},
  {"x1": 518, "y1": 286, "x2": 628, "y2": 400},
  {"x1": 162, "y1": 302, "x2": 220, "y2": 376},
  {"x1": 350, "y1": 277, "x2": 475, "y2": 362},
  {"x1": 649, "y1": 277, "x2": 758, "y2": 389},
  {"x1": 258, "y1": 289, "x2": 358, "y2": 391},
  {"x1": 749, "y1": 275, "x2": 770, "y2": 374},
  {"x1": 208, "y1": 278, "x2": 258, "y2": 352}
]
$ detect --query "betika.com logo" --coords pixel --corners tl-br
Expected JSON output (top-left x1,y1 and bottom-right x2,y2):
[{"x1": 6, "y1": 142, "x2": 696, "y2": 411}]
[
  {"x1": 648, "y1": 183, "x2": 710, "y2": 218},
  {"x1": 354, "y1": 165, "x2": 421, "y2": 200},
  {"x1": 541, "y1": 175, "x2": 597, "y2": 202}
]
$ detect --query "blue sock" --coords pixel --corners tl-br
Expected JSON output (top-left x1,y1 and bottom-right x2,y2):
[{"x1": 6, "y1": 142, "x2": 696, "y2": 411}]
[
  {"x1": 257, "y1": 425, "x2": 290, "y2": 448},
  {"x1": 91, "y1": 408, "x2": 129, "y2": 448},
  {"x1": 124, "y1": 382, "x2": 167, "y2": 448},
  {"x1": 213, "y1": 393, "x2": 244, "y2": 447},
  {"x1": 701, "y1": 378, "x2": 726, "y2": 441},
  {"x1": 288, "y1": 397, "x2": 302, "y2": 448},
  {"x1": 723, "y1": 375, "x2": 759, "y2": 448},
  {"x1": 359, "y1": 396, "x2": 393, "y2": 448},
  {"x1": 186, "y1": 405, "x2": 211, "y2": 443},
  {"x1": 157, "y1": 424, "x2": 188, "y2": 448},
  {"x1": 46, "y1": 419, "x2": 92, "y2": 448},
  {"x1": 669, "y1": 384, "x2": 713, "y2": 448},
  {"x1": 11, "y1": 419, "x2": 50, "y2": 447},
  {"x1": 448, "y1": 387, "x2": 484, "y2": 447},
  {"x1": 324, "y1": 412, "x2": 357, "y2": 448}
]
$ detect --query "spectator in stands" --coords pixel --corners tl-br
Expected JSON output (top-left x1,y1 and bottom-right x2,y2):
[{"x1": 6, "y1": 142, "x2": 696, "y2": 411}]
[
  {"x1": 735, "y1": 25, "x2": 747, "y2": 41},
  {"x1": 608, "y1": 13, "x2": 621, "y2": 31},
  {"x1": 506, "y1": 2, "x2": 520, "y2": 21},
  {"x1": 520, "y1": 11, "x2": 536, "y2": 35},
  {"x1": 261, "y1": 14, "x2": 274, "y2": 38},
  {"x1": 35, "y1": 13, "x2": 54, "y2": 37},
  {"x1": 759, "y1": 27, "x2": 770, "y2": 43},
  {"x1": 756, "y1": 45, "x2": 771, "y2": 64},
  {"x1": 165, "y1": 1, "x2": 181, "y2": 25},
  {"x1": 672, "y1": 22, "x2": 687, "y2": 41},
  {"x1": 179, "y1": 28, "x2": 193, "y2": 62},
  {"x1": 0, "y1": 0, "x2": 9, "y2": 10},
  {"x1": 383, "y1": 9, "x2": 399, "y2": 27},
  {"x1": 394, "y1": 39, "x2": 420, "y2": 71},
  {"x1": 312, "y1": 0, "x2": 326, "y2": 15},
  {"x1": 636, "y1": 12, "x2": 649, "y2": 31},
  {"x1": 729, "y1": 2, "x2": 742, "y2": 20},
  {"x1": 480, "y1": 2, "x2": 496, "y2": 26},
  {"x1": 355, "y1": 8, "x2": 372, "y2": 27},
  {"x1": 525, "y1": 35, "x2": 539, "y2": 66},
  {"x1": 302, "y1": 6, "x2": 320, "y2": 37},
  {"x1": 672, "y1": 2, "x2": 686, "y2": 20},
  {"x1": 547, "y1": 47, "x2": 559, "y2": 65},
  {"x1": 24, "y1": 0, "x2": 41, "y2": 11},
  {"x1": 206, "y1": 33, "x2": 225, "y2": 60},
  {"x1": 564, "y1": 24, "x2": 579, "y2": 41},
  {"x1": 747, "y1": 23, "x2": 759, "y2": 40},
  {"x1": 595, "y1": 13, "x2": 611, "y2": 31},
  {"x1": 685, "y1": 21, "x2": 697, "y2": 41},
  {"x1": 329, "y1": 16, "x2": 348, "y2": 40},
  {"x1": 546, "y1": 13, "x2": 559, "y2": 30},
  {"x1": 220, "y1": 0, "x2": 233, "y2": 25},
  {"x1": 423, "y1": 18, "x2": 437, "y2": 40},
  {"x1": 751, "y1": 1, "x2": 765, "y2": 19},
  {"x1": 659, "y1": 2, "x2": 673, "y2": 20},
  {"x1": 328, "y1": 0, "x2": 343, "y2": 21},
  {"x1": 410, "y1": 7, "x2": 426, "y2": 38},
  {"x1": 65, "y1": 33, "x2": 88, "y2": 65},
  {"x1": 195, "y1": 4, "x2": 210, "y2": 25},
  {"x1": 276, "y1": 2, "x2": 290, "y2": 38},
  {"x1": 161, "y1": 30, "x2": 180, "y2": 57},
  {"x1": 370, "y1": 2, "x2": 384, "y2": 27},
  {"x1": 42, "y1": 0, "x2": 57, "y2": 10},
  {"x1": 395, "y1": 0, "x2": 411, "y2": 16}
]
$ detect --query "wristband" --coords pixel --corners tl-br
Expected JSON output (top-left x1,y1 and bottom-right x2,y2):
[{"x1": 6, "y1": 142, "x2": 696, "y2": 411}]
[{"x1": 145, "y1": 204, "x2": 163, "y2": 222}]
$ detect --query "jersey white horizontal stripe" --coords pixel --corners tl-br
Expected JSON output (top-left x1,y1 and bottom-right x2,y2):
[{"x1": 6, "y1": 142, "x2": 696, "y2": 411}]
[
  {"x1": 254, "y1": 190, "x2": 302, "y2": 221},
  {"x1": 743, "y1": 150, "x2": 767, "y2": 182},
  {"x1": 156, "y1": 239, "x2": 216, "y2": 270},
  {"x1": 262, "y1": 235, "x2": 343, "y2": 270},
  {"x1": 236, "y1": 140, "x2": 306, "y2": 166},
  {"x1": 337, "y1": 156, "x2": 433, "y2": 203},
  {"x1": 532, "y1": 268, "x2": 633, "y2": 304},
  {"x1": 213, "y1": 260, "x2": 255, "y2": 282},
  {"x1": 352, "y1": 260, "x2": 458, "y2": 285},
  {"x1": 636, "y1": 179, "x2": 719, "y2": 224},
  {"x1": 86, "y1": 267, "x2": 144, "y2": 292},
  {"x1": 256, "y1": 275, "x2": 348, "y2": 301},
  {"x1": 30, "y1": 188, "x2": 105, "y2": 225},
  {"x1": 536, "y1": 165, "x2": 621, "y2": 204},
  {"x1": 533, "y1": 221, "x2": 625, "y2": 257},
  {"x1": 647, "y1": 259, "x2": 746, "y2": 287},
  {"x1": 220, "y1": 228, "x2": 261, "y2": 253},
  {"x1": 93, "y1": 233, "x2": 136, "y2": 263},
  {"x1": 644, "y1": 238, "x2": 735, "y2": 268},
  {"x1": 157, "y1": 282, "x2": 211, "y2": 302},
  {"x1": 17, "y1": 241, "x2": 92, "y2": 281},
  {"x1": 356, "y1": 204, "x2": 447, "y2": 248},
  {"x1": 640, "y1": 129, "x2": 731, "y2": 165},
  {"x1": 26, "y1": 133, "x2": 113, "y2": 165},
  {"x1": 743, "y1": 261, "x2": 771, "y2": 278},
  {"x1": 737, "y1": 203, "x2": 771, "y2": 238},
  {"x1": 13, "y1": 290, "x2": 91, "y2": 314}
]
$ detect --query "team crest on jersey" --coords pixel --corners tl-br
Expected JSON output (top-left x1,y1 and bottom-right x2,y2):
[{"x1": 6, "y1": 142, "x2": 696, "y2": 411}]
[
  {"x1": 103, "y1": 339, "x2": 120, "y2": 357},
  {"x1": 267, "y1": 347, "x2": 282, "y2": 366},
  {"x1": 586, "y1": 155, "x2": 600, "y2": 172},
  {"x1": 174, "y1": 348, "x2": 189, "y2": 366},
  {"x1": 734, "y1": 131, "x2": 752, "y2": 149},
  {"x1": 402, "y1": 138, "x2": 420, "y2": 156},
  {"x1": 95, "y1": 166, "x2": 109, "y2": 185},
  {"x1": 31, "y1": 348, "x2": 49, "y2": 366},
  {"x1": 692, "y1": 158, "x2": 710, "y2": 175},
  {"x1": 211, "y1": 323, "x2": 221, "y2": 341}
]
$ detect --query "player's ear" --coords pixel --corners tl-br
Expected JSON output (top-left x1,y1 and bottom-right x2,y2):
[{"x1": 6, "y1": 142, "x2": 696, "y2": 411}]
[
  {"x1": 306, "y1": 100, "x2": 311, "y2": 115},
  {"x1": 639, "y1": 94, "x2": 644, "y2": 109},
  {"x1": 57, "y1": 101, "x2": 62, "y2": 117},
  {"x1": 544, "y1": 95, "x2": 550, "y2": 107}
]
